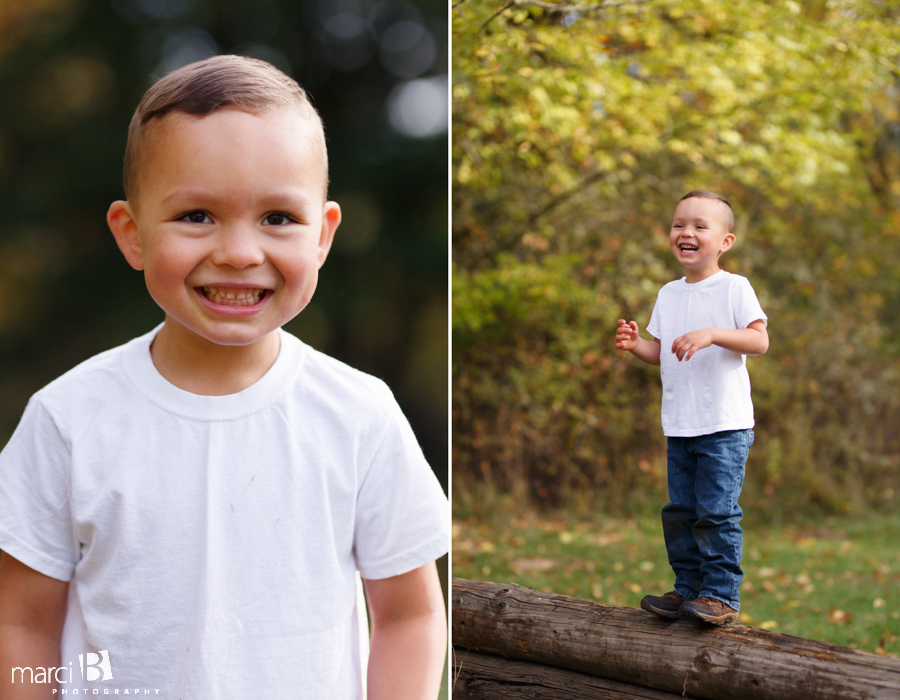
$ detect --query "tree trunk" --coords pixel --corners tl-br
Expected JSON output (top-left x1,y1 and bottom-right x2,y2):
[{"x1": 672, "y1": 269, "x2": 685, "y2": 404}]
[
  {"x1": 452, "y1": 578, "x2": 900, "y2": 700},
  {"x1": 453, "y1": 648, "x2": 702, "y2": 699}
]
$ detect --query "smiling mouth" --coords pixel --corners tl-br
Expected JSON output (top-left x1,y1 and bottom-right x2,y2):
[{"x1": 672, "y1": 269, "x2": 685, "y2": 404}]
[
  {"x1": 679, "y1": 244, "x2": 699, "y2": 253},
  {"x1": 200, "y1": 286, "x2": 269, "y2": 306}
]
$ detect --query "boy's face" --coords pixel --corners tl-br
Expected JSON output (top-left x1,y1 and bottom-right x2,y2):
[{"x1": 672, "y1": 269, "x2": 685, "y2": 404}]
[
  {"x1": 108, "y1": 107, "x2": 340, "y2": 349},
  {"x1": 669, "y1": 196, "x2": 734, "y2": 283}
]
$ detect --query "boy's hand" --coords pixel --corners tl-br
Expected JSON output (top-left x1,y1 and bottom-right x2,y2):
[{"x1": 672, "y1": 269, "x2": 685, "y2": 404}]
[
  {"x1": 672, "y1": 329, "x2": 715, "y2": 362},
  {"x1": 673, "y1": 321, "x2": 768, "y2": 361},
  {"x1": 615, "y1": 319, "x2": 640, "y2": 351},
  {"x1": 615, "y1": 319, "x2": 661, "y2": 366}
]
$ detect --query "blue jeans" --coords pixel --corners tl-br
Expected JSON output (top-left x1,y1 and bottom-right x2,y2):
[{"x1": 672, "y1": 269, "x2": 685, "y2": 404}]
[{"x1": 662, "y1": 429, "x2": 753, "y2": 611}]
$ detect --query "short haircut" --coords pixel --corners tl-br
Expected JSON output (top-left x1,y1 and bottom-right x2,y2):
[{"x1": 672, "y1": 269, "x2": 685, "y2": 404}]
[
  {"x1": 124, "y1": 55, "x2": 327, "y2": 203},
  {"x1": 678, "y1": 190, "x2": 734, "y2": 232}
]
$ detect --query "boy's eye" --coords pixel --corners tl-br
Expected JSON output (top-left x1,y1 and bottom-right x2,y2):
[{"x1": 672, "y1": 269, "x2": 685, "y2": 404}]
[
  {"x1": 263, "y1": 213, "x2": 295, "y2": 226},
  {"x1": 182, "y1": 211, "x2": 211, "y2": 224}
]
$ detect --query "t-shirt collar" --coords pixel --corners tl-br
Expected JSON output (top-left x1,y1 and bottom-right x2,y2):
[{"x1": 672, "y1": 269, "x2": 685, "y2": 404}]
[{"x1": 122, "y1": 323, "x2": 304, "y2": 421}]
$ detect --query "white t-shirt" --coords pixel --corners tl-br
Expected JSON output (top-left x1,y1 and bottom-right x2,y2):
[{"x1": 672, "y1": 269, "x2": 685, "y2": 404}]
[
  {"x1": 0, "y1": 326, "x2": 449, "y2": 698},
  {"x1": 646, "y1": 271, "x2": 767, "y2": 437}
]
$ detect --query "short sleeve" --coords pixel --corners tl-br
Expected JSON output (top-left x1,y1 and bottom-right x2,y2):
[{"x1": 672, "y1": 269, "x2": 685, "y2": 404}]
[
  {"x1": 0, "y1": 396, "x2": 78, "y2": 581},
  {"x1": 732, "y1": 277, "x2": 767, "y2": 330},
  {"x1": 352, "y1": 395, "x2": 449, "y2": 581},
  {"x1": 646, "y1": 295, "x2": 662, "y2": 340}
]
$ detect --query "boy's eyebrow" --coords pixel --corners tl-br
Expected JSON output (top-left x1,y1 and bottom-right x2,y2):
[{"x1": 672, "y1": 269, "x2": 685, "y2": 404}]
[
  {"x1": 160, "y1": 188, "x2": 318, "y2": 210},
  {"x1": 160, "y1": 188, "x2": 206, "y2": 205},
  {"x1": 672, "y1": 215, "x2": 713, "y2": 224}
]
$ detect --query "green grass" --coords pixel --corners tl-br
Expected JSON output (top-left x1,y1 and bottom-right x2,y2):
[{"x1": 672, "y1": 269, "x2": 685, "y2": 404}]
[{"x1": 452, "y1": 498, "x2": 900, "y2": 656}]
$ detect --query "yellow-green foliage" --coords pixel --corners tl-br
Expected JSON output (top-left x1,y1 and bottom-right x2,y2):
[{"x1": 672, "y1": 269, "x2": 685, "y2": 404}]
[{"x1": 452, "y1": 0, "x2": 900, "y2": 513}]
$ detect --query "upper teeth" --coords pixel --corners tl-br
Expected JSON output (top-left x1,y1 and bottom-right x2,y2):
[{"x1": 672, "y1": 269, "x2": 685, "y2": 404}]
[
  {"x1": 202, "y1": 286, "x2": 265, "y2": 305},
  {"x1": 681, "y1": 245, "x2": 698, "y2": 251}
]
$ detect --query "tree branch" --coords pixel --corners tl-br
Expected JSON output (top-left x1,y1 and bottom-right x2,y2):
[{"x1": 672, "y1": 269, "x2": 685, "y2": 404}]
[
  {"x1": 472, "y1": 0, "x2": 658, "y2": 42},
  {"x1": 527, "y1": 170, "x2": 608, "y2": 225},
  {"x1": 512, "y1": 0, "x2": 656, "y2": 14},
  {"x1": 478, "y1": 1, "x2": 516, "y2": 39}
]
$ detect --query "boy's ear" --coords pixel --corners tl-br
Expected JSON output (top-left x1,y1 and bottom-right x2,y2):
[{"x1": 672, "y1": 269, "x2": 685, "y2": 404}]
[
  {"x1": 719, "y1": 232, "x2": 735, "y2": 255},
  {"x1": 107, "y1": 201, "x2": 144, "y2": 271},
  {"x1": 316, "y1": 201, "x2": 341, "y2": 269}
]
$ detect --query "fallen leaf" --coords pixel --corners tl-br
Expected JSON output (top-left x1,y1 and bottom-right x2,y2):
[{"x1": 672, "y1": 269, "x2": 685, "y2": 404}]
[
  {"x1": 592, "y1": 532, "x2": 622, "y2": 547},
  {"x1": 828, "y1": 609, "x2": 851, "y2": 623},
  {"x1": 510, "y1": 557, "x2": 560, "y2": 573},
  {"x1": 454, "y1": 539, "x2": 476, "y2": 554}
]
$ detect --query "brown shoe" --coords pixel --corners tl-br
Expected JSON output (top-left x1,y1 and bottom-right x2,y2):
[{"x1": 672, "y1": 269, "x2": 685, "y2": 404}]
[
  {"x1": 680, "y1": 597, "x2": 739, "y2": 625},
  {"x1": 640, "y1": 590, "x2": 687, "y2": 619}
]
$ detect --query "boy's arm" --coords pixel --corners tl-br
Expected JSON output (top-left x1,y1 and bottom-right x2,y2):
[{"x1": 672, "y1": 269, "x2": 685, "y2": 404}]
[
  {"x1": 615, "y1": 320, "x2": 661, "y2": 366},
  {"x1": 0, "y1": 552, "x2": 69, "y2": 699},
  {"x1": 363, "y1": 561, "x2": 447, "y2": 700},
  {"x1": 671, "y1": 319, "x2": 769, "y2": 362}
]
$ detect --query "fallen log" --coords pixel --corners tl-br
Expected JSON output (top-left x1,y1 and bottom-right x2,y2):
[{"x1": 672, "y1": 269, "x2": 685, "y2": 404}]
[
  {"x1": 453, "y1": 648, "x2": 702, "y2": 699},
  {"x1": 452, "y1": 578, "x2": 900, "y2": 700}
]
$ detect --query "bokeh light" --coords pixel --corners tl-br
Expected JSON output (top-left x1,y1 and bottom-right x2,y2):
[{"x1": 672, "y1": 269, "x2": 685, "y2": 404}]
[{"x1": 388, "y1": 75, "x2": 448, "y2": 138}]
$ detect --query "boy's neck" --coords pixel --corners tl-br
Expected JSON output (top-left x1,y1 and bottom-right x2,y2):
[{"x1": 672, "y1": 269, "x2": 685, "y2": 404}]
[
  {"x1": 150, "y1": 318, "x2": 281, "y2": 396},
  {"x1": 684, "y1": 264, "x2": 722, "y2": 284}
]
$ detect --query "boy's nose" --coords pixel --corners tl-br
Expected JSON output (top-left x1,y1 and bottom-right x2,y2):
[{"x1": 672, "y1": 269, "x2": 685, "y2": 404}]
[{"x1": 210, "y1": 225, "x2": 265, "y2": 269}]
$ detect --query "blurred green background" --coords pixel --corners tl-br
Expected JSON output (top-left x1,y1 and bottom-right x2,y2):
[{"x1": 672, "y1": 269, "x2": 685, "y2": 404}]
[
  {"x1": 453, "y1": 0, "x2": 900, "y2": 518},
  {"x1": 0, "y1": 0, "x2": 448, "y2": 492}
]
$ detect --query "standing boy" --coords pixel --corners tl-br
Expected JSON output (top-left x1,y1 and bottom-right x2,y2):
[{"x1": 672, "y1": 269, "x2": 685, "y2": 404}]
[
  {"x1": 0, "y1": 56, "x2": 448, "y2": 697},
  {"x1": 615, "y1": 190, "x2": 768, "y2": 625}
]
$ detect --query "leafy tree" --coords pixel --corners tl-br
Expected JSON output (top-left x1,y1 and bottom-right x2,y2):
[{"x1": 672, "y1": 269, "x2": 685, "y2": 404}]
[{"x1": 453, "y1": 0, "x2": 900, "y2": 513}]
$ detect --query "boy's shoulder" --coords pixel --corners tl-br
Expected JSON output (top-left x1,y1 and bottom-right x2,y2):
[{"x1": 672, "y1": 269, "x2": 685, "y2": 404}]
[
  {"x1": 34, "y1": 332, "x2": 145, "y2": 402},
  {"x1": 286, "y1": 330, "x2": 396, "y2": 411},
  {"x1": 658, "y1": 271, "x2": 755, "y2": 295}
]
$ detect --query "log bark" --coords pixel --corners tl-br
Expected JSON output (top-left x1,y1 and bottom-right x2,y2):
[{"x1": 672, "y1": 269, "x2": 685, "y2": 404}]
[
  {"x1": 452, "y1": 578, "x2": 900, "y2": 700},
  {"x1": 453, "y1": 648, "x2": 702, "y2": 699}
]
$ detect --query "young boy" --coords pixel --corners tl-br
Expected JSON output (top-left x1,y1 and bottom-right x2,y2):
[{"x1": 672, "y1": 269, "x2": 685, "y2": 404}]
[
  {"x1": 615, "y1": 190, "x2": 768, "y2": 625},
  {"x1": 0, "y1": 56, "x2": 448, "y2": 697}
]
